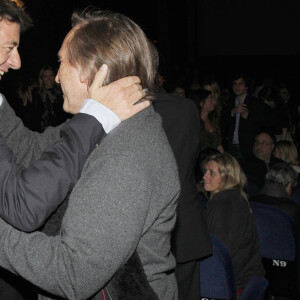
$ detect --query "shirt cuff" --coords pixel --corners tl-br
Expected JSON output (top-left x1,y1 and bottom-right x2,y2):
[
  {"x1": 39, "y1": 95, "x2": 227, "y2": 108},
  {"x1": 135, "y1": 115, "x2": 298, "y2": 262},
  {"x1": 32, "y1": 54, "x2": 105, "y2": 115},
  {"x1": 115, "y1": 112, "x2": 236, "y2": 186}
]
[
  {"x1": 0, "y1": 94, "x2": 4, "y2": 106},
  {"x1": 80, "y1": 99, "x2": 121, "y2": 134}
]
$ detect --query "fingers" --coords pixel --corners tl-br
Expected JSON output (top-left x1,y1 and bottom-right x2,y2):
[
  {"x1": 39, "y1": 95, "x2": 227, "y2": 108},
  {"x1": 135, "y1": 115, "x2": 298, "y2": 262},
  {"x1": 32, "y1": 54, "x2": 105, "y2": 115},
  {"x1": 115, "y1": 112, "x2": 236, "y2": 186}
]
[
  {"x1": 125, "y1": 82, "x2": 143, "y2": 96},
  {"x1": 90, "y1": 64, "x2": 109, "y2": 90},
  {"x1": 129, "y1": 89, "x2": 147, "y2": 104},
  {"x1": 131, "y1": 100, "x2": 151, "y2": 114},
  {"x1": 113, "y1": 76, "x2": 141, "y2": 88}
]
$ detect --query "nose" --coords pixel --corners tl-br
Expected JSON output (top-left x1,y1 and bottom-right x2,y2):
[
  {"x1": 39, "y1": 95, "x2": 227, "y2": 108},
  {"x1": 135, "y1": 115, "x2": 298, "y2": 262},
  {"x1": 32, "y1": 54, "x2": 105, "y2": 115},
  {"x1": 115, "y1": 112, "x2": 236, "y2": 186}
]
[
  {"x1": 55, "y1": 72, "x2": 59, "y2": 83},
  {"x1": 9, "y1": 49, "x2": 21, "y2": 70}
]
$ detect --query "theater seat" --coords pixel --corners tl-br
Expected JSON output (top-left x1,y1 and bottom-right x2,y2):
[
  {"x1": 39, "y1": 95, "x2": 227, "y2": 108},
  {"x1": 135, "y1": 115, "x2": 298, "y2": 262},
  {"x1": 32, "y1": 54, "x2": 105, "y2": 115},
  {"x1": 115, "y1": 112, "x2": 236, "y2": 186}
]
[
  {"x1": 250, "y1": 202, "x2": 298, "y2": 299},
  {"x1": 200, "y1": 234, "x2": 236, "y2": 300},
  {"x1": 238, "y1": 275, "x2": 268, "y2": 300},
  {"x1": 199, "y1": 234, "x2": 269, "y2": 300}
]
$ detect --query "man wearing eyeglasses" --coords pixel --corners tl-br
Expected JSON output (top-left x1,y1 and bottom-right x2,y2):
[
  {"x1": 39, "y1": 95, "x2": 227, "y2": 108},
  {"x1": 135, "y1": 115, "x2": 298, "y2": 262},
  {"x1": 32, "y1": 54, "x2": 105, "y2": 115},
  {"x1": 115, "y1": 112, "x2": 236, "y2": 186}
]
[{"x1": 240, "y1": 132, "x2": 284, "y2": 194}]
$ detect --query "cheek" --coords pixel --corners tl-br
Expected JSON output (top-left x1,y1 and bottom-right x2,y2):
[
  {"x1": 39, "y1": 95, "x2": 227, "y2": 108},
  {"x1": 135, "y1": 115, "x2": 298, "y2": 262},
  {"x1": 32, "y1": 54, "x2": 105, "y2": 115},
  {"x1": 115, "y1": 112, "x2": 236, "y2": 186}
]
[
  {"x1": 0, "y1": 52, "x2": 8, "y2": 65},
  {"x1": 213, "y1": 178, "x2": 221, "y2": 189}
]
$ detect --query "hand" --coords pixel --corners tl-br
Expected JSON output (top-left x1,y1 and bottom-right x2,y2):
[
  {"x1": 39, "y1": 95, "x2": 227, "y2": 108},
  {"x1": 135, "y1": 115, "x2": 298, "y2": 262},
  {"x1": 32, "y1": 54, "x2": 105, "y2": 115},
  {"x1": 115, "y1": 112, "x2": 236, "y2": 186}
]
[
  {"x1": 240, "y1": 104, "x2": 248, "y2": 119},
  {"x1": 217, "y1": 144, "x2": 224, "y2": 153},
  {"x1": 88, "y1": 64, "x2": 150, "y2": 121},
  {"x1": 235, "y1": 103, "x2": 247, "y2": 113}
]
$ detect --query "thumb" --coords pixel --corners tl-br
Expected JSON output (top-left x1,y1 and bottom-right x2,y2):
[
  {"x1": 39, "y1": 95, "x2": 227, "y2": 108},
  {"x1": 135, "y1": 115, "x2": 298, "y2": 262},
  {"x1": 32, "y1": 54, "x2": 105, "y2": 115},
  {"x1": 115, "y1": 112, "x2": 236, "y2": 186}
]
[{"x1": 91, "y1": 64, "x2": 108, "y2": 89}]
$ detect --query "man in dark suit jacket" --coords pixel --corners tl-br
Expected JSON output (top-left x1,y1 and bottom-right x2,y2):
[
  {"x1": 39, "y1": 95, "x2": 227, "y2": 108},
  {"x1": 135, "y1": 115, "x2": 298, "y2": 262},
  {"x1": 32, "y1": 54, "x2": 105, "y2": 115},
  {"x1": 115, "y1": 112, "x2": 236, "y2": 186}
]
[
  {"x1": 221, "y1": 73, "x2": 265, "y2": 159},
  {"x1": 153, "y1": 90, "x2": 212, "y2": 300}
]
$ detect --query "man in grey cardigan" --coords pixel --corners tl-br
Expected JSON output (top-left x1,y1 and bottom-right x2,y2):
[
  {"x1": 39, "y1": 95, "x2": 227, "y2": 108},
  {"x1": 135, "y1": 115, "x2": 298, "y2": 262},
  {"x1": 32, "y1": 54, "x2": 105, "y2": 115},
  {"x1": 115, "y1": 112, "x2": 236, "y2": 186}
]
[{"x1": 0, "y1": 7, "x2": 180, "y2": 300}]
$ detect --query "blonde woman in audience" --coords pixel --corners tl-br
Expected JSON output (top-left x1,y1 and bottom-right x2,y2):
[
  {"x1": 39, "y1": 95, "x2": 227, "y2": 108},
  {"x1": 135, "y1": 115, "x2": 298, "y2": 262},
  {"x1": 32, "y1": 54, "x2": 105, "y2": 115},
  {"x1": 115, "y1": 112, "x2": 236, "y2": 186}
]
[
  {"x1": 274, "y1": 140, "x2": 300, "y2": 173},
  {"x1": 202, "y1": 153, "x2": 265, "y2": 297}
]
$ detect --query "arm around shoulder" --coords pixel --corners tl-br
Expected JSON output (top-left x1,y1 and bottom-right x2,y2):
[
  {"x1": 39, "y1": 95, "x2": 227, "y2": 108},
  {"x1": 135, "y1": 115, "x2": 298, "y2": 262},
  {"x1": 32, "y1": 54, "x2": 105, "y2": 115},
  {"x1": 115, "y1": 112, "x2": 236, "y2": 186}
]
[{"x1": 0, "y1": 114, "x2": 105, "y2": 231}]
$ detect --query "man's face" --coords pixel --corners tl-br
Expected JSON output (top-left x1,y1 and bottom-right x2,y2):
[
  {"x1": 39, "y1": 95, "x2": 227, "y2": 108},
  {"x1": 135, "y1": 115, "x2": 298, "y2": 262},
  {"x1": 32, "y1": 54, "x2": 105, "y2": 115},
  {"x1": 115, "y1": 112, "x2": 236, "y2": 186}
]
[
  {"x1": 232, "y1": 77, "x2": 248, "y2": 97},
  {"x1": 55, "y1": 29, "x2": 89, "y2": 114},
  {"x1": 253, "y1": 133, "x2": 275, "y2": 163},
  {"x1": 0, "y1": 19, "x2": 21, "y2": 80}
]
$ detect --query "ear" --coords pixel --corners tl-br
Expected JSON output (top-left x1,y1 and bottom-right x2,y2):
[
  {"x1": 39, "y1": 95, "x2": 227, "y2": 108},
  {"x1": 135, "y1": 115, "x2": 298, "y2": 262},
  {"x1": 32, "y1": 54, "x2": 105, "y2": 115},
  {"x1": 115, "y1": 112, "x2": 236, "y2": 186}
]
[
  {"x1": 78, "y1": 68, "x2": 90, "y2": 84},
  {"x1": 79, "y1": 65, "x2": 99, "y2": 86}
]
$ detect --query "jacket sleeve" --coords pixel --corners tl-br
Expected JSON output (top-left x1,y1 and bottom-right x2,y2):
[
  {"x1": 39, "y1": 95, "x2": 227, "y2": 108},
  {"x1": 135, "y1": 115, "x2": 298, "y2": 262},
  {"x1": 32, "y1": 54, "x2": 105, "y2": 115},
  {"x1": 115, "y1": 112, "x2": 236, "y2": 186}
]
[
  {"x1": 0, "y1": 113, "x2": 105, "y2": 232},
  {"x1": 0, "y1": 96, "x2": 63, "y2": 167}
]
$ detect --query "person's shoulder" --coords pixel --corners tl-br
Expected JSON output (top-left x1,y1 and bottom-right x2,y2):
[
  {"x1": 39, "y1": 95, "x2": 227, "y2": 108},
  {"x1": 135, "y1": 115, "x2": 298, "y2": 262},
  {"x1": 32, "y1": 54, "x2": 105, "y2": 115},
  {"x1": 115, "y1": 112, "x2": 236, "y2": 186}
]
[
  {"x1": 208, "y1": 189, "x2": 248, "y2": 215},
  {"x1": 97, "y1": 106, "x2": 171, "y2": 157},
  {"x1": 212, "y1": 189, "x2": 242, "y2": 203}
]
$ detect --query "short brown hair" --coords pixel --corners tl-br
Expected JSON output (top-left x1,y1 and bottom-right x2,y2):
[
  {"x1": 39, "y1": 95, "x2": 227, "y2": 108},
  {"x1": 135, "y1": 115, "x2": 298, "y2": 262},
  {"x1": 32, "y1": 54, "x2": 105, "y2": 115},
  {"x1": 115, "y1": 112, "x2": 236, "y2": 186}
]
[
  {"x1": 0, "y1": 0, "x2": 32, "y2": 32},
  {"x1": 65, "y1": 8, "x2": 158, "y2": 92}
]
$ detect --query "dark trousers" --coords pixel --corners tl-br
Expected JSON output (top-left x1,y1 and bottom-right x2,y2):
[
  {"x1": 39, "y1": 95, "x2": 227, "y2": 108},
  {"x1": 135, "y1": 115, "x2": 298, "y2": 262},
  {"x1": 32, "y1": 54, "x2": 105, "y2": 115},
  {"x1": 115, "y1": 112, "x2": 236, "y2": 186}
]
[{"x1": 175, "y1": 260, "x2": 201, "y2": 300}]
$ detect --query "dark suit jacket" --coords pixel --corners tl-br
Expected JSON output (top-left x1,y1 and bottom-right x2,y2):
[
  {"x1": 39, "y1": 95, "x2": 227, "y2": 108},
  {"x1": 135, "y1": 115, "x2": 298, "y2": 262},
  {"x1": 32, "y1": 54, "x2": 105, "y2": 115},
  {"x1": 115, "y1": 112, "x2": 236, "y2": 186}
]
[
  {"x1": 153, "y1": 91, "x2": 212, "y2": 263},
  {"x1": 221, "y1": 94, "x2": 265, "y2": 158},
  {"x1": 0, "y1": 113, "x2": 104, "y2": 232},
  {"x1": 240, "y1": 155, "x2": 283, "y2": 190}
]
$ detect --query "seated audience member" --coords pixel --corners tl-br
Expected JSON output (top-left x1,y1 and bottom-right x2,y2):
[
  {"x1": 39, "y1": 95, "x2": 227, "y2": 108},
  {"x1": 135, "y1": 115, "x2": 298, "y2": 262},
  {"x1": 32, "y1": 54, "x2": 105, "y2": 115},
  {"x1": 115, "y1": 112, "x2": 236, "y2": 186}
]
[
  {"x1": 240, "y1": 131, "x2": 283, "y2": 191},
  {"x1": 171, "y1": 82, "x2": 186, "y2": 98},
  {"x1": 0, "y1": 8, "x2": 180, "y2": 300},
  {"x1": 250, "y1": 163, "x2": 300, "y2": 231},
  {"x1": 202, "y1": 153, "x2": 265, "y2": 297},
  {"x1": 250, "y1": 163, "x2": 300, "y2": 295},
  {"x1": 274, "y1": 140, "x2": 300, "y2": 174},
  {"x1": 196, "y1": 147, "x2": 220, "y2": 185},
  {"x1": 189, "y1": 89, "x2": 223, "y2": 152},
  {"x1": 274, "y1": 140, "x2": 300, "y2": 206}
]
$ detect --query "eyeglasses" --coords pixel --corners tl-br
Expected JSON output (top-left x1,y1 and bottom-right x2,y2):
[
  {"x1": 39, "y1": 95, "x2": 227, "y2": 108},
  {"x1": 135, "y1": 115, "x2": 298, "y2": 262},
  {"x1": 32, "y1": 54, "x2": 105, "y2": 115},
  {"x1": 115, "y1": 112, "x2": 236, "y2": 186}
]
[{"x1": 254, "y1": 141, "x2": 274, "y2": 146}]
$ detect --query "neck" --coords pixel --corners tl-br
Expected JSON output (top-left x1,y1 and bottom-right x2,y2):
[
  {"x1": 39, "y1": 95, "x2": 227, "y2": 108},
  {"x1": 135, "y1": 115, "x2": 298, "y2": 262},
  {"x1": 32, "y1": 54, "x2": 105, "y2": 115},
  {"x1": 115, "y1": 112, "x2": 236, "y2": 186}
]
[
  {"x1": 237, "y1": 93, "x2": 247, "y2": 102},
  {"x1": 201, "y1": 110, "x2": 209, "y2": 119}
]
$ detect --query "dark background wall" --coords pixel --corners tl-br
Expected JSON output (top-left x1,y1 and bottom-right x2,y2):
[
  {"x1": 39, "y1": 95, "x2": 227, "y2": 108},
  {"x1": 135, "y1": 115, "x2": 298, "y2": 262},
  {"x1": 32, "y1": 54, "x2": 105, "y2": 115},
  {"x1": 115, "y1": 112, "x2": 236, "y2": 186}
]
[{"x1": 1, "y1": 0, "x2": 299, "y2": 92}]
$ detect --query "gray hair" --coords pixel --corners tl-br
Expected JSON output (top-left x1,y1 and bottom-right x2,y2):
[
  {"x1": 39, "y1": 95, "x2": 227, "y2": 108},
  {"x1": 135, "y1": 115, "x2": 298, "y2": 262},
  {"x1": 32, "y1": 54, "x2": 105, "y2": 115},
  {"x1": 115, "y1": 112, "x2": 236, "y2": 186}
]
[{"x1": 266, "y1": 163, "x2": 298, "y2": 188}]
